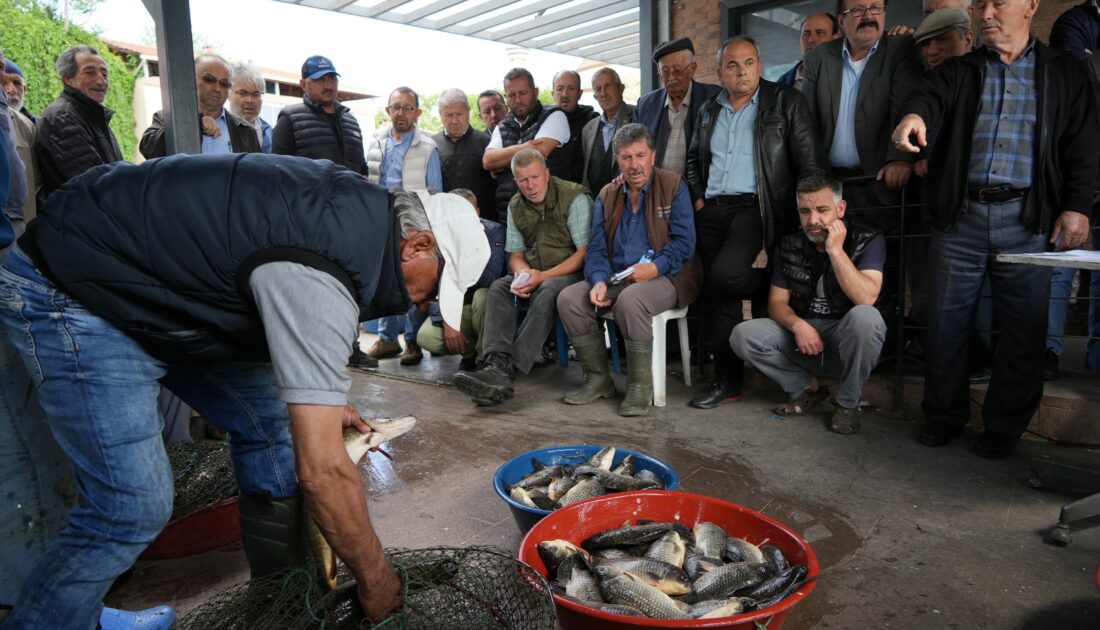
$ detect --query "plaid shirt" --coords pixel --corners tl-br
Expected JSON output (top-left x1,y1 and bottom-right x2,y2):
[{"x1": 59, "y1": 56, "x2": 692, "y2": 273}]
[
  {"x1": 968, "y1": 40, "x2": 1038, "y2": 188},
  {"x1": 659, "y1": 88, "x2": 692, "y2": 175}
]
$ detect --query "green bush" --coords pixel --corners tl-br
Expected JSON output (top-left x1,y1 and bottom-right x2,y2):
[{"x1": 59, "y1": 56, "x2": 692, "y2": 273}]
[{"x1": 0, "y1": 0, "x2": 138, "y2": 160}]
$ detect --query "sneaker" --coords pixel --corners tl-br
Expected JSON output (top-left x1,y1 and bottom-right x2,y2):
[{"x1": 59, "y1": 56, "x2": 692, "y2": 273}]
[
  {"x1": 348, "y1": 346, "x2": 378, "y2": 369},
  {"x1": 368, "y1": 339, "x2": 403, "y2": 359},
  {"x1": 1043, "y1": 349, "x2": 1059, "y2": 381},
  {"x1": 399, "y1": 340, "x2": 423, "y2": 366}
]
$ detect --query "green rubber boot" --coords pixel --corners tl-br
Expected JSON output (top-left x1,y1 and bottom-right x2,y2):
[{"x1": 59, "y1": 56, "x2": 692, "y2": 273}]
[
  {"x1": 619, "y1": 340, "x2": 653, "y2": 417},
  {"x1": 563, "y1": 332, "x2": 617, "y2": 405},
  {"x1": 238, "y1": 492, "x2": 309, "y2": 579}
]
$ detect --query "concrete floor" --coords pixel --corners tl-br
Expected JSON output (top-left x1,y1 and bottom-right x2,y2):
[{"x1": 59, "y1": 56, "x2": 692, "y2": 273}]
[{"x1": 105, "y1": 337, "x2": 1100, "y2": 629}]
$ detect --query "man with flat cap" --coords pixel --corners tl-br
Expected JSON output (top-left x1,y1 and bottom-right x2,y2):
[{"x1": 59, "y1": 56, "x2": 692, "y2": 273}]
[
  {"x1": 915, "y1": 8, "x2": 973, "y2": 71},
  {"x1": 635, "y1": 38, "x2": 722, "y2": 177}
]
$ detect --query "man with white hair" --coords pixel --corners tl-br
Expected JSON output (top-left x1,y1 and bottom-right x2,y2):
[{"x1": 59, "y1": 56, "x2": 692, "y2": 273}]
[
  {"x1": 924, "y1": 0, "x2": 971, "y2": 17},
  {"x1": 433, "y1": 87, "x2": 495, "y2": 220},
  {"x1": 228, "y1": 62, "x2": 272, "y2": 153}
]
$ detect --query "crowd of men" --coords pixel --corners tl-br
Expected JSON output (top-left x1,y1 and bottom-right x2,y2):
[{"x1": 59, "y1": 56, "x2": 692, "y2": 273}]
[{"x1": 1, "y1": 0, "x2": 1099, "y2": 627}]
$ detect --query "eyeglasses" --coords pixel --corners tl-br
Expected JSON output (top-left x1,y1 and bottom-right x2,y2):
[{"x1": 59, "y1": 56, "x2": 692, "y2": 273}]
[
  {"x1": 388, "y1": 104, "x2": 416, "y2": 113},
  {"x1": 201, "y1": 74, "x2": 232, "y2": 89},
  {"x1": 841, "y1": 4, "x2": 885, "y2": 18},
  {"x1": 659, "y1": 64, "x2": 694, "y2": 77},
  {"x1": 234, "y1": 90, "x2": 262, "y2": 99}
]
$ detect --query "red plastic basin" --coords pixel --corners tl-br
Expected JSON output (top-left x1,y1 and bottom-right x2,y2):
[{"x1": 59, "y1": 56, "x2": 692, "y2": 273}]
[
  {"x1": 141, "y1": 497, "x2": 241, "y2": 560},
  {"x1": 518, "y1": 490, "x2": 819, "y2": 629}
]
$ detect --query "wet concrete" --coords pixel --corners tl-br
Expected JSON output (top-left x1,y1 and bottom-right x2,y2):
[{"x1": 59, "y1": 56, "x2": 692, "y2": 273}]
[{"x1": 105, "y1": 338, "x2": 1100, "y2": 629}]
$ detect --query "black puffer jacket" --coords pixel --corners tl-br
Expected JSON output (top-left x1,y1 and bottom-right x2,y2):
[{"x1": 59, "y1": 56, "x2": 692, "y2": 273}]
[
  {"x1": 271, "y1": 95, "x2": 366, "y2": 174},
  {"x1": 34, "y1": 85, "x2": 124, "y2": 199},
  {"x1": 685, "y1": 80, "x2": 823, "y2": 249}
]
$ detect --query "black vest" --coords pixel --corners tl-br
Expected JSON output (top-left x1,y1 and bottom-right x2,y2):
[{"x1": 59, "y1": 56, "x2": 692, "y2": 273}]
[
  {"x1": 277, "y1": 96, "x2": 366, "y2": 174},
  {"x1": 554, "y1": 104, "x2": 598, "y2": 184},
  {"x1": 494, "y1": 102, "x2": 562, "y2": 215},
  {"x1": 778, "y1": 219, "x2": 880, "y2": 319},
  {"x1": 586, "y1": 127, "x2": 615, "y2": 195},
  {"x1": 434, "y1": 127, "x2": 497, "y2": 222},
  {"x1": 23, "y1": 154, "x2": 408, "y2": 364}
]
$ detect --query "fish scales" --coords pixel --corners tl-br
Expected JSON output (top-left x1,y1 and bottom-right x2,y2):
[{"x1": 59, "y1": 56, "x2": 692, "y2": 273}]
[
  {"x1": 595, "y1": 567, "x2": 691, "y2": 620},
  {"x1": 594, "y1": 557, "x2": 692, "y2": 595},
  {"x1": 692, "y1": 561, "x2": 771, "y2": 601}
]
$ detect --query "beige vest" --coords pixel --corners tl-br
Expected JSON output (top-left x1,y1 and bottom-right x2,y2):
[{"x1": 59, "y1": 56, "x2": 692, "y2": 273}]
[
  {"x1": 9, "y1": 110, "x2": 37, "y2": 222},
  {"x1": 366, "y1": 125, "x2": 437, "y2": 190}
]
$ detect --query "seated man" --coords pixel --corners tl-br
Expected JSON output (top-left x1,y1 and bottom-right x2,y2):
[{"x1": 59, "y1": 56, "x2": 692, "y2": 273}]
[
  {"x1": 731, "y1": 173, "x2": 886, "y2": 434},
  {"x1": 453, "y1": 148, "x2": 592, "y2": 405},
  {"x1": 557, "y1": 123, "x2": 699, "y2": 416},
  {"x1": 416, "y1": 188, "x2": 506, "y2": 370}
]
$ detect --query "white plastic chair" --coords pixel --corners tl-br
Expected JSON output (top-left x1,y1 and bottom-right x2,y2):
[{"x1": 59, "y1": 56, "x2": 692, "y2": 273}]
[{"x1": 602, "y1": 306, "x2": 692, "y2": 407}]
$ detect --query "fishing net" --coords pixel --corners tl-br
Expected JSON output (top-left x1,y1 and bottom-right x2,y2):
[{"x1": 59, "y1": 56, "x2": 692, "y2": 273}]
[
  {"x1": 166, "y1": 439, "x2": 238, "y2": 521},
  {"x1": 178, "y1": 546, "x2": 558, "y2": 630}
]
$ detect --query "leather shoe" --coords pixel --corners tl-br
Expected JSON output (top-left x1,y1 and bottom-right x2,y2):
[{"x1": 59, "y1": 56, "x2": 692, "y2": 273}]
[
  {"x1": 399, "y1": 340, "x2": 423, "y2": 366},
  {"x1": 973, "y1": 431, "x2": 1018, "y2": 458},
  {"x1": 918, "y1": 421, "x2": 963, "y2": 446},
  {"x1": 368, "y1": 339, "x2": 402, "y2": 359},
  {"x1": 689, "y1": 380, "x2": 742, "y2": 409},
  {"x1": 348, "y1": 346, "x2": 378, "y2": 368}
]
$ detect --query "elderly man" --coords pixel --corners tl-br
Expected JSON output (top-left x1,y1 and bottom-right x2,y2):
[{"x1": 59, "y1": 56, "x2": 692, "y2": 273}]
[
  {"x1": 366, "y1": 86, "x2": 442, "y2": 366},
  {"x1": 635, "y1": 38, "x2": 722, "y2": 177},
  {"x1": 477, "y1": 89, "x2": 507, "y2": 134},
  {"x1": 455, "y1": 148, "x2": 592, "y2": 405},
  {"x1": 140, "y1": 54, "x2": 260, "y2": 158},
  {"x1": 0, "y1": 49, "x2": 23, "y2": 250},
  {"x1": 582, "y1": 68, "x2": 636, "y2": 195},
  {"x1": 893, "y1": 0, "x2": 1098, "y2": 457},
  {"x1": 434, "y1": 88, "x2": 495, "y2": 220},
  {"x1": 557, "y1": 123, "x2": 699, "y2": 416},
  {"x1": 0, "y1": 153, "x2": 488, "y2": 628},
  {"x1": 916, "y1": 8, "x2": 974, "y2": 70},
  {"x1": 551, "y1": 70, "x2": 598, "y2": 184},
  {"x1": 229, "y1": 62, "x2": 272, "y2": 153},
  {"x1": 684, "y1": 36, "x2": 823, "y2": 409},
  {"x1": 483, "y1": 68, "x2": 571, "y2": 221},
  {"x1": 925, "y1": 0, "x2": 971, "y2": 16},
  {"x1": 34, "y1": 45, "x2": 123, "y2": 199},
  {"x1": 777, "y1": 13, "x2": 841, "y2": 89},
  {"x1": 4, "y1": 59, "x2": 34, "y2": 232},
  {"x1": 732, "y1": 173, "x2": 886, "y2": 435},
  {"x1": 416, "y1": 188, "x2": 506, "y2": 371}
]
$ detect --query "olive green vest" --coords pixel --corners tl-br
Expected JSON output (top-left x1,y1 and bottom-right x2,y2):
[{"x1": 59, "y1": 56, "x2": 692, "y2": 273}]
[{"x1": 509, "y1": 176, "x2": 587, "y2": 271}]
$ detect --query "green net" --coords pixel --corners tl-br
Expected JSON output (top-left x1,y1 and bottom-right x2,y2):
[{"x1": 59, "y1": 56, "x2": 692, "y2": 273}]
[
  {"x1": 166, "y1": 439, "x2": 238, "y2": 521},
  {"x1": 178, "y1": 546, "x2": 558, "y2": 630}
]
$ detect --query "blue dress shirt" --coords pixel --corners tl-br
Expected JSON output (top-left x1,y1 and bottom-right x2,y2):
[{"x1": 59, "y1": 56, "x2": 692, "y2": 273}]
[
  {"x1": 379, "y1": 129, "x2": 443, "y2": 191},
  {"x1": 200, "y1": 111, "x2": 233, "y2": 155},
  {"x1": 829, "y1": 39, "x2": 879, "y2": 168},
  {"x1": 705, "y1": 90, "x2": 759, "y2": 198}
]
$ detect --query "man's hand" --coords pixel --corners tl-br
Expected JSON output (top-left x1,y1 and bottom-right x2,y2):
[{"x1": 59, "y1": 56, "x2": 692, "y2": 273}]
[
  {"x1": 590, "y1": 281, "x2": 612, "y2": 308},
  {"x1": 629, "y1": 262, "x2": 659, "y2": 283},
  {"x1": 511, "y1": 268, "x2": 544, "y2": 298},
  {"x1": 914, "y1": 159, "x2": 929, "y2": 179},
  {"x1": 1051, "y1": 210, "x2": 1090, "y2": 251},
  {"x1": 792, "y1": 320, "x2": 825, "y2": 355},
  {"x1": 876, "y1": 160, "x2": 912, "y2": 189},
  {"x1": 201, "y1": 115, "x2": 221, "y2": 138},
  {"x1": 342, "y1": 405, "x2": 371, "y2": 435},
  {"x1": 443, "y1": 322, "x2": 468, "y2": 354},
  {"x1": 357, "y1": 564, "x2": 403, "y2": 623},
  {"x1": 888, "y1": 25, "x2": 914, "y2": 37},
  {"x1": 891, "y1": 114, "x2": 927, "y2": 154},
  {"x1": 694, "y1": 198, "x2": 705, "y2": 212},
  {"x1": 824, "y1": 218, "x2": 847, "y2": 257}
]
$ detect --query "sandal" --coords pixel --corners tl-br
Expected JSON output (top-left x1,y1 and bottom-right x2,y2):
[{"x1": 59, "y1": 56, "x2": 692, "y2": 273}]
[
  {"x1": 828, "y1": 405, "x2": 861, "y2": 434},
  {"x1": 772, "y1": 386, "x2": 830, "y2": 417}
]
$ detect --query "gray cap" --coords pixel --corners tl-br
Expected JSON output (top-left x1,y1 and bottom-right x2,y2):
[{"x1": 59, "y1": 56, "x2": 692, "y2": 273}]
[{"x1": 914, "y1": 8, "x2": 971, "y2": 45}]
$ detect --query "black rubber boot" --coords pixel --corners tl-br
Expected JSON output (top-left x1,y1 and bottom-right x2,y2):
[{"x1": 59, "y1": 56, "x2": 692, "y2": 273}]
[{"x1": 238, "y1": 492, "x2": 309, "y2": 579}]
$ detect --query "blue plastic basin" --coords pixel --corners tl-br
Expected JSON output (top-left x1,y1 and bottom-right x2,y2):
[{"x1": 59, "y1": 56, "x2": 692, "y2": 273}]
[{"x1": 493, "y1": 445, "x2": 681, "y2": 533}]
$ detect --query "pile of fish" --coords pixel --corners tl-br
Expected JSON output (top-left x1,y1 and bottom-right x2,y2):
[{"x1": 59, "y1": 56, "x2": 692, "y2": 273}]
[
  {"x1": 508, "y1": 447, "x2": 665, "y2": 512},
  {"x1": 537, "y1": 520, "x2": 809, "y2": 621}
]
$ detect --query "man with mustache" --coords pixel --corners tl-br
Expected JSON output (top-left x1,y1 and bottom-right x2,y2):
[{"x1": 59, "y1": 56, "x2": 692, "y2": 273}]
[
  {"x1": 635, "y1": 38, "x2": 723, "y2": 178},
  {"x1": 893, "y1": 0, "x2": 1098, "y2": 457},
  {"x1": 777, "y1": 13, "x2": 841, "y2": 90},
  {"x1": 732, "y1": 173, "x2": 886, "y2": 434},
  {"x1": 272, "y1": 55, "x2": 373, "y2": 367},
  {"x1": 551, "y1": 70, "x2": 598, "y2": 185},
  {"x1": 34, "y1": 45, "x2": 123, "y2": 199},
  {"x1": 683, "y1": 36, "x2": 823, "y2": 409},
  {"x1": 557, "y1": 123, "x2": 699, "y2": 417},
  {"x1": 140, "y1": 54, "x2": 260, "y2": 158}
]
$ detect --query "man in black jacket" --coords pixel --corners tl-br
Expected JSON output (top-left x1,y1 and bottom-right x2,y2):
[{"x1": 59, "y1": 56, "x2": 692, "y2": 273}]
[
  {"x1": 684, "y1": 36, "x2": 823, "y2": 409},
  {"x1": 433, "y1": 88, "x2": 495, "y2": 221},
  {"x1": 34, "y1": 45, "x2": 123, "y2": 199},
  {"x1": 139, "y1": 54, "x2": 260, "y2": 158},
  {"x1": 893, "y1": 0, "x2": 1098, "y2": 457},
  {"x1": 551, "y1": 70, "x2": 598, "y2": 184}
]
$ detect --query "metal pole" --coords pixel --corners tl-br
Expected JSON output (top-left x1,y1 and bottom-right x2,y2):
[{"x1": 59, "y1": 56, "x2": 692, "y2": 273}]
[
  {"x1": 638, "y1": 0, "x2": 659, "y2": 94},
  {"x1": 894, "y1": 187, "x2": 908, "y2": 411},
  {"x1": 141, "y1": 0, "x2": 200, "y2": 155}
]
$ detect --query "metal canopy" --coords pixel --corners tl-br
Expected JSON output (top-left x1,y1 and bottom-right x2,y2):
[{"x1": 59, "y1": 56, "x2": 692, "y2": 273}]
[{"x1": 274, "y1": 0, "x2": 641, "y2": 68}]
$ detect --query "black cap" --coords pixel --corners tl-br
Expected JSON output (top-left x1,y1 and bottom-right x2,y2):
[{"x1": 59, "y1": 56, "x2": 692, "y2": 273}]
[{"x1": 652, "y1": 38, "x2": 695, "y2": 64}]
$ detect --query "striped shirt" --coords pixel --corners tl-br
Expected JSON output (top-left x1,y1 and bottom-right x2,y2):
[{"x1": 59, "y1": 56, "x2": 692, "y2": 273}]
[
  {"x1": 968, "y1": 40, "x2": 1038, "y2": 188},
  {"x1": 659, "y1": 87, "x2": 693, "y2": 175}
]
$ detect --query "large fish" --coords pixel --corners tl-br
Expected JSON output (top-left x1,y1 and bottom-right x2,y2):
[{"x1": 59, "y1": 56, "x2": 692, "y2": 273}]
[
  {"x1": 644, "y1": 530, "x2": 688, "y2": 568},
  {"x1": 694, "y1": 522, "x2": 728, "y2": 562},
  {"x1": 742, "y1": 565, "x2": 808, "y2": 602},
  {"x1": 343, "y1": 415, "x2": 417, "y2": 464},
  {"x1": 547, "y1": 476, "x2": 576, "y2": 502},
  {"x1": 558, "y1": 478, "x2": 606, "y2": 507},
  {"x1": 555, "y1": 554, "x2": 604, "y2": 603},
  {"x1": 537, "y1": 539, "x2": 589, "y2": 576},
  {"x1": 573, "y1": 465, "x2": 662, "y2": 492},
  {"x1": 692, "y1": 562, "x2": 771, "y2": 601},
  {"x1": 594, "y1": 566, "x2": 691, "y2": 620},
  {"x1": 512, "y1": 464, "x2": 571, "y2": 491},
  {"x1": 689, "y1": 596, "x2": 757, "y2": 619},
  {"x1": 611, "y1": 454, "x2": 636, "y2": 476},
  {"x1": 586, "y1": 446, "x2": 616, "y2": 470},
  {"x1": 726, "y1": 537, "x2": 765, "y2": 565},
  {"x1": 594, "y1": 557, "x2": 692, "y2": 596},
  {"x1": 582, "y1": 522, "x2": 690, "y2": 551}
]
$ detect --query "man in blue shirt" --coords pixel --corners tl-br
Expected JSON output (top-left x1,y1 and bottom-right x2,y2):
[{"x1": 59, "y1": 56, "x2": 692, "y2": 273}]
[{"x1": 557, "y1": 123, "x2": 699, "y2": 417}]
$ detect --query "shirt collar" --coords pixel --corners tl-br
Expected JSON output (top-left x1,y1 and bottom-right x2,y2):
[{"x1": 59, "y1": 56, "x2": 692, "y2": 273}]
[
  {"x1": 601, "y1": 107, "x2": 621, "y2": 125},
  {"x1": 621, "y1": 176, "x2": 653, "y2": 199},
  {"x1": 842, "y1": 37, "x2": 880, "y2": 62},
  {"x1": 717, "y1": 87, "x2": 759, "y2": 111},
  {"x1": 981, "y1": 36, "x2": 1037, "y2": 64},
  {"x1": 665, "y1": 82, "x2": 693, "y2": 109},
  {"x1": 388, "y1": 125, "x2": 414, "y2": 144}
]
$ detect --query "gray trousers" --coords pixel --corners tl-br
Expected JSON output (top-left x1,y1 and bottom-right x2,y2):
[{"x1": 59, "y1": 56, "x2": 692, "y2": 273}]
[
  {"x1": 557, "y1": 277, "x2": 678, "y2": 341},
  {"x1": 731, "y1": 306, "x2": 886, "y2": 409},
  {"x1": 481, "y1": 272, "x2": 582, "y2": 374}
]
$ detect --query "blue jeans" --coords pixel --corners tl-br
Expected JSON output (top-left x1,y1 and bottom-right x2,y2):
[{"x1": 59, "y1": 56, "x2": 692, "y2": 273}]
[
  {"x1": 1046, "y1": 266, "x2": 1075, "y2": 355},
  {"x1": 0, "y1": 249, "x2": 299, "y2": 629},
  {"x1": 375, "y1": 315, "x2": 405, "y2": 343}
]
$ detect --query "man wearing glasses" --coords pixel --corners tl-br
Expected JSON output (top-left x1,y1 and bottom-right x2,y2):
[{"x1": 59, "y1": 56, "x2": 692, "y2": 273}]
[
  {"x1": 140, "y1": 54, "x2": 260, "y2": 158},
  {"x1": 635, "y1": 38, "x2": 722, "y2": 178},
  {"x1": 228, "y1": 62, "x2": 272, "y2": 154}
]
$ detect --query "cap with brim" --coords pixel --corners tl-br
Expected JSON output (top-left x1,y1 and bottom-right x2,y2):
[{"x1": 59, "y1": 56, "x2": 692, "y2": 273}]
[
  {"x1": 4, "y1": 60, "x2": 24, "y2": 77},
  {"x1": 413, "y1": 191, "x2": 490, "y2": 331},
  {"x1": 301, "y1": 55, "x2": 340, "y2": 80},
  {"x1": 914, "y1": 8, "x2": 971, "y2": 45},
  {"x1": 653, "y1": 38, "x2": 695, "y2": 64}
]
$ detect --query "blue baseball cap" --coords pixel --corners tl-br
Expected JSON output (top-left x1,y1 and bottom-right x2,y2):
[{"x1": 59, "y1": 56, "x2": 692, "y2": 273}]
[
  {"x1": 4, "y1": 60, "x2": 24, "y2": 77},
  {"x1": 301, "y1": 55, "x2": 339, "y2": 80}
]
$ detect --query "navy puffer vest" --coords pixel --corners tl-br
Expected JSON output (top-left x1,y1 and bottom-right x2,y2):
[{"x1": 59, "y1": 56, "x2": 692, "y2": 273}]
[{"x1": 277, "y1": 96, "x2": 366, "y2": 174}]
